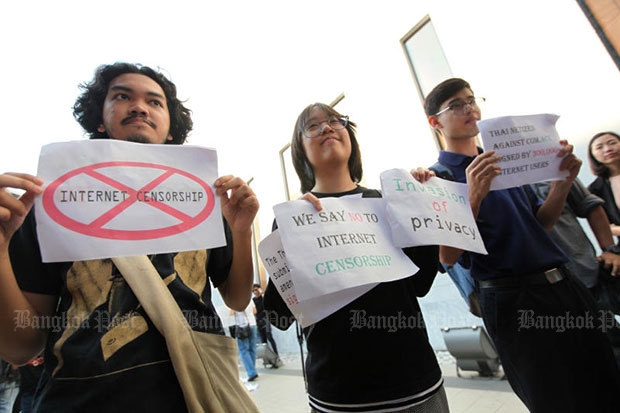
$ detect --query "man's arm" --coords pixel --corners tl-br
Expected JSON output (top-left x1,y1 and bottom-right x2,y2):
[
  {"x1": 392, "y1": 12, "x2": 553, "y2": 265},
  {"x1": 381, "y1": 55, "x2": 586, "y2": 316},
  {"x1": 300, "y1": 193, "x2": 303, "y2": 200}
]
[
  {"x1": 0, "y1": 259, "x2": 57, "y2": 364},
  {"x1": 0, "y1": 173, "x2": 56, "y2": 364},
  {"x1": 465, "y1": 151, "x2": 501, "y2": 220},
  {"x1": 588, "y1": 206, "x2": 615, "y2": 248},
  {"x1": 213, "y1": 175, "x2": 259, "y2": 311},
  {"x1": 587, "y1": 206, "x2": 620, "y2": 275},
  {"x1": 534, "y1": 141, "x2": 582, "y2": 230},
  {"x1": 439, "y1": 245, "x2": 464, "y2": 266},
  {"x1": 437, "y1": 151, "x2": 501, "y2": 267},
  {"x1": 610, "y1": 223, "x2": 620, "y2": 238},
  {"x1": 535, "y1": 179, "x2": 572, "y2": 231}
]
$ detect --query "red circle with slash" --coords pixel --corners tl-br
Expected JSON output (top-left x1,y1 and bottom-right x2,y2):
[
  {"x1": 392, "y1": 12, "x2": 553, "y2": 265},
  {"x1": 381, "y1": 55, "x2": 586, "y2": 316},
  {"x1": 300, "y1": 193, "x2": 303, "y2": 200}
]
[{"x1": 42, "y1": 161, "x2": 215, "y2": 240}]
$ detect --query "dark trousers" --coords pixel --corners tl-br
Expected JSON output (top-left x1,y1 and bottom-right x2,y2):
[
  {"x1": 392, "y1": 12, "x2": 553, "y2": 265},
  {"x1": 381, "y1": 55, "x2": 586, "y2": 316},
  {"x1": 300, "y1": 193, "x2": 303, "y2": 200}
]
[
  {"x1": 257, "y1": 319, "x2": 279, "y2": 355},
  {"x1": 479, "y1": 274, "x2": 620, "y2": 413}
]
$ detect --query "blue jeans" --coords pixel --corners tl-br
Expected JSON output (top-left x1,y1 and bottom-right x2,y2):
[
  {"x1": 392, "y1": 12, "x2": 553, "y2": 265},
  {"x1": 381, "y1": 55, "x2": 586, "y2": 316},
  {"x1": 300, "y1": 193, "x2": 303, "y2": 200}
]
[
  {"x1": 21, "y1": 393, "x2": 35, "y2": 413},
  {"x1": 236, "y1": 325, "x2": 258, "y2": 379},
  {"x1": 0, "y1": 381, "x2": 19, "y2": 413}
]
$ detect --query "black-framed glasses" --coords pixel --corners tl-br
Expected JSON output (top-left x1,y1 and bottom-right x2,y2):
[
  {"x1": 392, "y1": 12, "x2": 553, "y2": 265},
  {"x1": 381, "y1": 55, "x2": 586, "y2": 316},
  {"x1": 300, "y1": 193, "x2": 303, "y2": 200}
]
[
  {"x1": 434, "y1": 97, "x2": 485, "y2": 117},
  {"x1": 302, "y1": 116, "x2": 349, "y2": 138}
]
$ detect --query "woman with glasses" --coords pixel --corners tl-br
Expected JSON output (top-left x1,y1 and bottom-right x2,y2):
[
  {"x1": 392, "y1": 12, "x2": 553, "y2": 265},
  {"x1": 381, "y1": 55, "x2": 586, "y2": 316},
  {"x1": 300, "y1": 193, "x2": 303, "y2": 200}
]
[{"x1": 263, "y1": 103, "x2": 448, "y2": 413}]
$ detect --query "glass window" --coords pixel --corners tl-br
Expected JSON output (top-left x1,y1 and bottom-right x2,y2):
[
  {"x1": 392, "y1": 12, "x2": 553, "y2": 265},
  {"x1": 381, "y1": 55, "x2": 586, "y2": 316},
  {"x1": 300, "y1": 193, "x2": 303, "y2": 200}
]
[{"x1": 401, "y1": 16, "x2": 453, "y2": 149}]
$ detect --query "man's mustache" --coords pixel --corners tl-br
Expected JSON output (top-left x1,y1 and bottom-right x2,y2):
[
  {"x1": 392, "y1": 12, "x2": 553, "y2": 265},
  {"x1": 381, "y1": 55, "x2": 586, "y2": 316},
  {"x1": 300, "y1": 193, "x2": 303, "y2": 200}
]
[{"x1": 122, "y1": 115, "x2": 156, "y2": 128}]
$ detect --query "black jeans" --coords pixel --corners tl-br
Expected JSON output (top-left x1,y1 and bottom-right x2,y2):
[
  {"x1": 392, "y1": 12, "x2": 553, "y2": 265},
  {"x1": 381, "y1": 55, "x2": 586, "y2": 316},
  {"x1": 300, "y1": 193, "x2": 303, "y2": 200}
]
[{"x1": 479, "y1": 274, "x2": 620, "y2": 412}]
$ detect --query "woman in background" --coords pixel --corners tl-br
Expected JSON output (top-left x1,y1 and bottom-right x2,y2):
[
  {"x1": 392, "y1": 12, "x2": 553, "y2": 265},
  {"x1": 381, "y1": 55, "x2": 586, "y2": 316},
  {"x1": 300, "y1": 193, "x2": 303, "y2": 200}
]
[{"x1": 587, "y1": 131, "x2": 620, "y2": 242}]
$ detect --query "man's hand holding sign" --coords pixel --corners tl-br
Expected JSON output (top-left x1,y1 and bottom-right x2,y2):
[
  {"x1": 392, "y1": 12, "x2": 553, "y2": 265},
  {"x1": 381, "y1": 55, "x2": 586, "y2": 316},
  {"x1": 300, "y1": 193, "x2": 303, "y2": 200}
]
[
  {"x1": 473, "y1": 114, "x2": 581, "y2": 228},
  {"x1": 477, "y1": 114, "x2": 572, "y2": 190}
]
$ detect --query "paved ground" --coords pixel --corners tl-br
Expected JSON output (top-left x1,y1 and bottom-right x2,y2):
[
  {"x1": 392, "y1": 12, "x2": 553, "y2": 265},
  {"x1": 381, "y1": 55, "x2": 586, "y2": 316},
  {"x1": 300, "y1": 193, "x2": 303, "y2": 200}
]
[{"x1": 241, "y1": 351, "x2": 528, "y2": 412}]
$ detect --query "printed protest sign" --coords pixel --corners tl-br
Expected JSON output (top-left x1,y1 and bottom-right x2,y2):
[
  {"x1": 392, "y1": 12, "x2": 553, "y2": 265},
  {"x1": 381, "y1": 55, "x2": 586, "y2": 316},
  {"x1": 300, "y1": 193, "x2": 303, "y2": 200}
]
[
  {"x1": 272, "y1": 197, "x2": 419, "y2": 301},
  {"x1": 258, "y1": 230, "x2": 377, "y2": 328},
  {"x1": 380, "y1": 169, "x2": 487, "y2": 254},
  {"x1": 478, "y1": 114, "x2": 569, "y2": 190},
  {"x1": 35, "y1": 140, "x2": 225, "y2": 262}
]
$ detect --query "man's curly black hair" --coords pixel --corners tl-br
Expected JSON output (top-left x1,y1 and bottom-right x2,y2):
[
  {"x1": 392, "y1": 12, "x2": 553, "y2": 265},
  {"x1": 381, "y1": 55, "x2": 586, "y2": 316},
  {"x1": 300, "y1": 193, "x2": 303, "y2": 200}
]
[{"x1": 72, "y1": 62, "x2": 193, "y2": 145}]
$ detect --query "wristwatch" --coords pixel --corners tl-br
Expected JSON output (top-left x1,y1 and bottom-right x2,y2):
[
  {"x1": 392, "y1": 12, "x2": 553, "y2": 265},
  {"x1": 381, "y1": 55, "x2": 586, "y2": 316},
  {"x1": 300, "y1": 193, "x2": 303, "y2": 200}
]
[{"x1": 603, "y1": 245, "x2": 620, "y2": 254}]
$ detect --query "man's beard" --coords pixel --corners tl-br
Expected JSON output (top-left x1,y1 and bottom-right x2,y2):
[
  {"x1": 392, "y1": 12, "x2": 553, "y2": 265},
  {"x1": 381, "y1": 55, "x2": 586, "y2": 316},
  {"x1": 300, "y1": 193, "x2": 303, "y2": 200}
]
[{"x1": 125, "y1": 134, "x2": 151, "y2": 144}]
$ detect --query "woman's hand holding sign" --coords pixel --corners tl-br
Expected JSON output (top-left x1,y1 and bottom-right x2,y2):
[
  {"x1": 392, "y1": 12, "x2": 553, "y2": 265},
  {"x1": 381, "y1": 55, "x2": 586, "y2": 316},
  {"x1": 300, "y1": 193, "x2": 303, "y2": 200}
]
[{"x1": 299, "y1": 192, "x2": 323, "y2": 212}]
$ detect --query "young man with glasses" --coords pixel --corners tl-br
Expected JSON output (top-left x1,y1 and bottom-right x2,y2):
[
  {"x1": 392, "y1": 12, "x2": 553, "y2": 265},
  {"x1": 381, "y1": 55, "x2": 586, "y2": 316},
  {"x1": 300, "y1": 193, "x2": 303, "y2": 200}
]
[{"x1": 424, "y1": 77, "x2": 620, "y2": 412}]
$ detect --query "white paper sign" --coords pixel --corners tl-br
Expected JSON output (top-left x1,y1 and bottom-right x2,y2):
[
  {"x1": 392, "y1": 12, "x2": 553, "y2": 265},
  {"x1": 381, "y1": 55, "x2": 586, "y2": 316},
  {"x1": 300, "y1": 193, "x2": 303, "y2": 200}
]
[
  {"x1": 258, "y1": 230, "x2": 377, "y2": 328},
  {"x1": 35, "y1": 140, "x2": 225, "y2": 262},
  {"x1": 273, "y1": 197, "x2": 419, "y2": 301},
  {"x1": 478, "y1": 114, "x2": 569, "y2": 190},
  {"x1": 380, "y1": 170, "x2": 487, "y2": 254}
]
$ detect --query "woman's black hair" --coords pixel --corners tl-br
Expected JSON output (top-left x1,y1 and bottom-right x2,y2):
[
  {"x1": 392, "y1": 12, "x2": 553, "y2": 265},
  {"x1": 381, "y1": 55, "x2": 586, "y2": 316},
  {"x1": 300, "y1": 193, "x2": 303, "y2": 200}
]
[{"x1": 290, "y1": 103, "x2": 362, "y2": 193}]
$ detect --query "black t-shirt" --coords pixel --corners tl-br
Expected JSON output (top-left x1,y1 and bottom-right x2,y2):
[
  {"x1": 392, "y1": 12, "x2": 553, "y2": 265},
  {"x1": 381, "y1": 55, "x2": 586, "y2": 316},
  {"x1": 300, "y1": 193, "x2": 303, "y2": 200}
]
[
  {"x1": 252, "y1": 295, "x2": 267, "y2": 323},
  {"x1": 9, "y1": 209, "x2": 233, "y2": 412},
  {"x1": 264, "y1": 186, "x2": 442, "y2": 410},
  {"x1": 18, "y1": 356, "x2": 44, "y2": 395}
]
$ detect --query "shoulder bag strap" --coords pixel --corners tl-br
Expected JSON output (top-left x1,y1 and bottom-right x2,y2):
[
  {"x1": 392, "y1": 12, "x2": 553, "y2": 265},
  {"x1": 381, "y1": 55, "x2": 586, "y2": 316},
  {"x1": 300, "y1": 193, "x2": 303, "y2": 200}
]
[{"x1": 111, "y1": 255, "x2": 259, "y2": 413}]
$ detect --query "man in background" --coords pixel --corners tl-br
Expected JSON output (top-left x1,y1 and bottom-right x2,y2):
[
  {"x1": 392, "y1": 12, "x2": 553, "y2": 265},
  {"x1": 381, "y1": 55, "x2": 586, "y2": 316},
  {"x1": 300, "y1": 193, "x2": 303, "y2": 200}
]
[{"x1": 252, "y1": 283, "x2": 280, "y2": 356}]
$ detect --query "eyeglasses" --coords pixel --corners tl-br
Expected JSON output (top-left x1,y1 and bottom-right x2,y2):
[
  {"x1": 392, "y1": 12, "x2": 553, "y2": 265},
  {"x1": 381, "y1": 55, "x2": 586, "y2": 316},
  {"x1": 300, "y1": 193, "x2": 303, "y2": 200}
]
[
  {"x1": 434, "y1": 97, "x2": 485, "y2": 117},
  {"x1": 302, "y1": 116, "x2": 349, "y2": 138}
]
